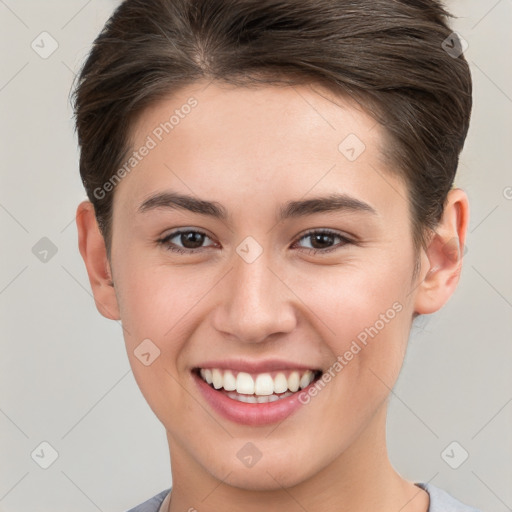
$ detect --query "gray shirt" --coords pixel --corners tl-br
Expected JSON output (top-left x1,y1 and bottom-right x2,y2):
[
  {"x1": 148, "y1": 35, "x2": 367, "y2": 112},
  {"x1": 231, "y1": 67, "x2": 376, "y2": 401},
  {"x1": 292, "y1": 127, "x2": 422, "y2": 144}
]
[{"x1": 125, "y1": 483, "x2": 483, "y2": 511}]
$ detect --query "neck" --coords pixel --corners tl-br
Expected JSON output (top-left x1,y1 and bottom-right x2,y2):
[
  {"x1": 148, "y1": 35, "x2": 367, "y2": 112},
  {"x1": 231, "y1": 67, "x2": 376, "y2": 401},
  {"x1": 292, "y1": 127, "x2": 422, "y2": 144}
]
[{"x1": 166, "y1": 400, "x2": 429, "y2": 512}]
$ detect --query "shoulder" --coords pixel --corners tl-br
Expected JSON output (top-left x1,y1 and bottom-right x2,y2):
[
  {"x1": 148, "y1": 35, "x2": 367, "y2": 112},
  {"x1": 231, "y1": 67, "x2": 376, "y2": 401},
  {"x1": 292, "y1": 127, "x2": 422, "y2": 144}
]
[
  {"x1": 124, "y1": 484, "x2": 483, "y2": 512},
  {"x1": 125, "y1": 488, "x2": 172, "y2": 512},
  {"x1": 416, "y1": 483, "x2": 483, "y2": 512}
]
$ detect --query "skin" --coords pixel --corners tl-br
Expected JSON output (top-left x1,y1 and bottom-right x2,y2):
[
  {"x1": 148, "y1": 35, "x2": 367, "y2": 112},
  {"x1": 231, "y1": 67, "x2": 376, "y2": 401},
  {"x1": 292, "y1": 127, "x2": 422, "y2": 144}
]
[{"x1": 76, "y1": 80, "x2": 469, "y2": 512}]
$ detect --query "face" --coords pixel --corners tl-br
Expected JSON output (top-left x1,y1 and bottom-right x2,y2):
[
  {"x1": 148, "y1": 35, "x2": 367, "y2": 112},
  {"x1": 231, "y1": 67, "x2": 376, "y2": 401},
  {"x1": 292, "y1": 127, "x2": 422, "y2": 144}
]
[{"x1": 106, "y1": 80, "x2": 422, "y2": 490}]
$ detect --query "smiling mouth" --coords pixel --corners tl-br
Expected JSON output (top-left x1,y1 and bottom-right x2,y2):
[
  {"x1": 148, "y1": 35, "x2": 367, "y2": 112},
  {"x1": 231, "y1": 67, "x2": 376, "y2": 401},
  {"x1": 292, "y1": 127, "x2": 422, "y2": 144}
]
[{"x1": 193, "y1": 367, "x2": 323, "y2": 403}]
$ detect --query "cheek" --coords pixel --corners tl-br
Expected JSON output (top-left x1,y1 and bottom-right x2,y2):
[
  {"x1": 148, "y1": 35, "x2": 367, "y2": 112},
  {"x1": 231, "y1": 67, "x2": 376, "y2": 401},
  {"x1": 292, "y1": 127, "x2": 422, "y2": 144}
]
[
  {"x1": 299, "y1": 261, "x2": 410, "y2": 385},
  {"x1": 114, "y1": 262, "x2": 200, "y2": 420},
  {"x1": 300, "y1": 260, "x2": 406, "y2": 330},
  {"x1": 115, "y1": 258, "x2": 205, "y2": 344}
]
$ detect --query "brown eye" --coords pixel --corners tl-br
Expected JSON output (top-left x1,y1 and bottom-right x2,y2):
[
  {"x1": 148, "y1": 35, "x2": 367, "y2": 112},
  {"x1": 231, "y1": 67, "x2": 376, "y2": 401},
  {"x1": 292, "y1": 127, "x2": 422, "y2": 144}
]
[
  {"x1": 177, "y1": 231, "x2": 206, "y2": 249},
  {"x1": 158, "y1": 229, "x2": 215, "y2": 254},
  {"x1": 294, "y1": 229, "x2": 352, "y2": 254}
]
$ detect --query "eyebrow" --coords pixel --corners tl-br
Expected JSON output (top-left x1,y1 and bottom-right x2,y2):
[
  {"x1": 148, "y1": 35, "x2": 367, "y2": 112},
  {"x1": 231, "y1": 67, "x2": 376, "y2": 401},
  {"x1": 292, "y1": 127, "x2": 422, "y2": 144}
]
[{"x1": 137, "y1": 191, "x2": 378, "y2": 220}]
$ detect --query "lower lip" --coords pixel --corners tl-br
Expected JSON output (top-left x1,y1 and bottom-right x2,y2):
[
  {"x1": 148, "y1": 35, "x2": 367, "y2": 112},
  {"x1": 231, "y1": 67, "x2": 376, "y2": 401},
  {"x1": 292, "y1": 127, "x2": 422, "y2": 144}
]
[{"x1": 192, "y1": 371, "x2": 320, "y2": 426}]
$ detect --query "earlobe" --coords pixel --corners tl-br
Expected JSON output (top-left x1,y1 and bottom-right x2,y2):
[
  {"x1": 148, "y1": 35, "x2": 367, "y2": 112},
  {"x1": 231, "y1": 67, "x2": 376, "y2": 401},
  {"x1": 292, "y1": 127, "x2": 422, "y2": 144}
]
[
  {"x1": 76, "y1": 200, "x2": 120, "y2": 320},
  {"x1": 413, "y1": 188, "x2": 469, "y2": 315}
]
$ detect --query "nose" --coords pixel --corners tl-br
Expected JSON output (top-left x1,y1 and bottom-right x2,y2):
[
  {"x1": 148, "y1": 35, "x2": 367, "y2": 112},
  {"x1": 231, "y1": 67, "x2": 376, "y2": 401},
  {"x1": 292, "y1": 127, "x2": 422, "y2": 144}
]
[{"x1": 211, "y1": 248, "x2": 298, "y2": 344}]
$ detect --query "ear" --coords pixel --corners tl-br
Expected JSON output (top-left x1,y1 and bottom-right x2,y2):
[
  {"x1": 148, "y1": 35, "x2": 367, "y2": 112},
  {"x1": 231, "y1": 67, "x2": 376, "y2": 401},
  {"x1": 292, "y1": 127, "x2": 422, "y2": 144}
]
[
  {"x1": 76, "y1": 200, "x2": 120, "y2": 320},
  {"x1": 413, "y1": 188, "x2": 470, "y2": 315}
]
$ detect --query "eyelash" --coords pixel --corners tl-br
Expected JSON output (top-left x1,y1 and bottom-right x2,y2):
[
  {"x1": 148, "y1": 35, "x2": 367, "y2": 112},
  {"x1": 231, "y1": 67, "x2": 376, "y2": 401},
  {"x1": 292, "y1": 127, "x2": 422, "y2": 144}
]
[{"x1": 157, "y1": 228, "x2": 353, "y2": 255}]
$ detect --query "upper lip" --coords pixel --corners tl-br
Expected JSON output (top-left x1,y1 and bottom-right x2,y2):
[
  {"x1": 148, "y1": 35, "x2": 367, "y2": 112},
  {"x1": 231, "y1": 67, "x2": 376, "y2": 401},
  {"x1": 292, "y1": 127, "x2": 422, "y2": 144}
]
[{"x1": 193, "y1": 358, "x2": 322, "y2": 374}]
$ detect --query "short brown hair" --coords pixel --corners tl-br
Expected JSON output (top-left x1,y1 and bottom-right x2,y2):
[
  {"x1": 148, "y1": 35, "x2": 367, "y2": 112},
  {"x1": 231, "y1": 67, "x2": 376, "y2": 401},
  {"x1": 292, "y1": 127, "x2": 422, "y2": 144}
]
[{"x1": 72, "y1": 0, "x2": 472, "y2": 272}]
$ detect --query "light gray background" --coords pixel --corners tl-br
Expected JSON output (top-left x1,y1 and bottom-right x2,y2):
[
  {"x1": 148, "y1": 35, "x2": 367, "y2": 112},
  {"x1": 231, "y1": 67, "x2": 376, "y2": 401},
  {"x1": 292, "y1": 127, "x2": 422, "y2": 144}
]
[{"x1": 1, "y1": 1, "x2": 511, "y2": 511}]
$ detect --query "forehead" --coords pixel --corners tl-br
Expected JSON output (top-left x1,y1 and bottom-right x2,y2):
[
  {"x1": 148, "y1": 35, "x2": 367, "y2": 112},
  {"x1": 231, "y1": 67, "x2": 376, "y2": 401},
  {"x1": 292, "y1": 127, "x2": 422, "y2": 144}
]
[
  {"x1": 132, "y1": 80, "x2": 379, "y2": 156},
  {"x1": 113, "y1": 80, "x2": 409, "y2": 226}
]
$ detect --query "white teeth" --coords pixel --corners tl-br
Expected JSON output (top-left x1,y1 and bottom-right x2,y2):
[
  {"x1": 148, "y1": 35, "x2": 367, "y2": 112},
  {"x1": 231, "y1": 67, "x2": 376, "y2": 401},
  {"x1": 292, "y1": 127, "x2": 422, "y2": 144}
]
[
  {"x1": 254, "y1": 374, "x2": 274, "y2": 395},
  {"x1": 202, "y1": 368, "x2": 213, "y2": 384},
  {"x1": 199, "y1": 368, "x2": 318, "y2": 396},
  {"x1": 223, "y1": 370, "x2": 237, "y2": 391},
  {"x1": 287, "y1": 371, "x2": 300, "y2": 392},
  {"x1": 236, "y1": 372, "x2": 255, "y2": 394},
  {"x1": 300, "y1": 370, "x2": 314, "y2": 390},
  {"x1": 212, "y1": 369, "x2": 223, "y2": 390},
  {"x1": 226, "y1": 391, "x2": 294, "y2": 403},
  {"x1": 274, "y1": 372, "x2": 288, "y2": 393}
]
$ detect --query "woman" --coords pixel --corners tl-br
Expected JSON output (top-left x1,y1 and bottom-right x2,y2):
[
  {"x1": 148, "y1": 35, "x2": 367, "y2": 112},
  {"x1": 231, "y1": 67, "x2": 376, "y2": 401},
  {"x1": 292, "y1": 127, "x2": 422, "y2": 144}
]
[{"x1": 73, "y1": 0, "x2": 481, "y2": 510}]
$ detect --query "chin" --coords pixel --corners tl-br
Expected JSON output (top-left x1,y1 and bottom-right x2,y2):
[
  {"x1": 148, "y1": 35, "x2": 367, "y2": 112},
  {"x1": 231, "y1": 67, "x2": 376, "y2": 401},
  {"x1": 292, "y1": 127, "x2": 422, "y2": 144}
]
[
  {"x1": 204, "y1": 448, "x2": 318, "y2": 492},
  {"x1": 223, "y1": 468, "x2": 307, "y2": 492}
]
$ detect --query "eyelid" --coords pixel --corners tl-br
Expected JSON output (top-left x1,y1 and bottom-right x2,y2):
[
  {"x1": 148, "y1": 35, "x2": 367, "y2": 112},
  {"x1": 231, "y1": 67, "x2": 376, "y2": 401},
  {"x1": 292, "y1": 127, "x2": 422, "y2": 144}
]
[
  {"x1": 157, "y1": 227, "x2": 354, "y2": 255},
  {"x1": 160, "y1": 227, "x2": 212, "y2": 241},
  {"x1": 292, "y1": 228, "x2": 354, "y2": 252},
  {"x1": 157, "y1": 228, "x2": 217, "y2": 253}
]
